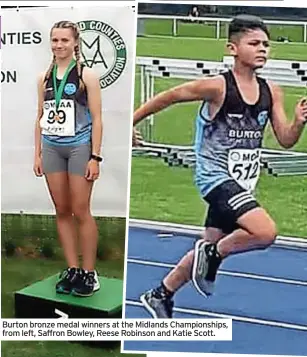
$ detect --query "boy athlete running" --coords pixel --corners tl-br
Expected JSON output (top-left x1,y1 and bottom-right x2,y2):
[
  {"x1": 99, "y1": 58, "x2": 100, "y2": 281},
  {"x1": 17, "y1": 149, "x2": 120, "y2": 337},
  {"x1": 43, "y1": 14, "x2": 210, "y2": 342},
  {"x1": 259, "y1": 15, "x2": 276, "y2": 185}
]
[{"x1": 132, "y1": 15, "x2": 307, "y2": 318}]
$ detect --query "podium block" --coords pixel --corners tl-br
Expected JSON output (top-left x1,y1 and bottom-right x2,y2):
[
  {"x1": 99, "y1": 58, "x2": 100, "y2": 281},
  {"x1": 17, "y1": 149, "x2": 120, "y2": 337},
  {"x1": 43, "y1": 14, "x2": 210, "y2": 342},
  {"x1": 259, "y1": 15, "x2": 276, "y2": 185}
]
[{"x1": 15, "y1": 274, "x2": 123, "y2": 319}]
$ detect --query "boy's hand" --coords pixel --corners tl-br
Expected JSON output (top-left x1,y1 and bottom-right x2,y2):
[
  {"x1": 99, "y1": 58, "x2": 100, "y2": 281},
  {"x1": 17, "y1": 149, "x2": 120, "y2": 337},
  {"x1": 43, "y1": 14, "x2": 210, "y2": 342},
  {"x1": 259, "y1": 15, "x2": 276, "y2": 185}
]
[
  {"x1": 295, "y1": 98, "x2": 307, "y2": 125},
  {"x1": 132, "y1": 127, "x2": 143, "y2": 146}
]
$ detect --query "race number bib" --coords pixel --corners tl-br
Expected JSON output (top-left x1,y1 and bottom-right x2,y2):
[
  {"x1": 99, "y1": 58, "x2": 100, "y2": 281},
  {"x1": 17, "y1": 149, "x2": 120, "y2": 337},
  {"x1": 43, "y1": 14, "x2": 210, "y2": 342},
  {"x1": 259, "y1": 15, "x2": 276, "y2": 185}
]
[
  {"x1": 228, "y1": 149, "x2": 261, "y2": 192},
  {"x1": 40, "y1": 99, "x2": 75, "y2": 136}
]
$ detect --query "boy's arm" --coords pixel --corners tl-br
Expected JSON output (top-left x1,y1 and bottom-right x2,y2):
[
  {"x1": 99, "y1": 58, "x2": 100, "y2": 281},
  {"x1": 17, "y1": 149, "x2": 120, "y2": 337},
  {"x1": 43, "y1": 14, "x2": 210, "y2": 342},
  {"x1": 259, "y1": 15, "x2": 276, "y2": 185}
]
[
  {"x1": 269, "y1": 82, "x2": 307, "y2": 149},
  {"x1": 133, "y1": 76, "x2": 224, "y2": 125}
]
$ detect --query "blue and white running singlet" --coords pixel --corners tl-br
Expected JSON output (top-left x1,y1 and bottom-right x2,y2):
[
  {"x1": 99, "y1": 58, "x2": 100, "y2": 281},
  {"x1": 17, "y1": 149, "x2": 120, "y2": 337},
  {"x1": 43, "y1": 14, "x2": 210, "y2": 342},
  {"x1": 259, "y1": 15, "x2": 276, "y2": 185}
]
[
  {"x1": 40, "y1": 64, "x2": 92, "y2": 146},
  {"x1": 194, "y1": 70, "x2": 272, "y2": 196}
]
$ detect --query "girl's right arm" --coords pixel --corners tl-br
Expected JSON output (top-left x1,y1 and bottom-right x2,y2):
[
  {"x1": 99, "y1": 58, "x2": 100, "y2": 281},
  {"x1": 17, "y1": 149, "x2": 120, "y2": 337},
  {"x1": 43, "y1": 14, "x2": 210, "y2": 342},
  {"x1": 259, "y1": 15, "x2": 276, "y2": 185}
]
[
  {"x1": 34, "y1": 73, "x2": 45, "y2": 159},
  {"x1": 33, "y1": 73, "x2": 45, "y2": 176}
]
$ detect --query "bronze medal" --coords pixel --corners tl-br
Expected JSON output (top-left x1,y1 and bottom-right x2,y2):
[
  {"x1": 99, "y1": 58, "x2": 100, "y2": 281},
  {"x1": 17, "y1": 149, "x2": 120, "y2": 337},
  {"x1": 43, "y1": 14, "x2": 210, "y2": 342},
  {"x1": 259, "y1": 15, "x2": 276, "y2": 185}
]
[{"x1": 52, "y1": 59, "x2": 76, "y2": 124}]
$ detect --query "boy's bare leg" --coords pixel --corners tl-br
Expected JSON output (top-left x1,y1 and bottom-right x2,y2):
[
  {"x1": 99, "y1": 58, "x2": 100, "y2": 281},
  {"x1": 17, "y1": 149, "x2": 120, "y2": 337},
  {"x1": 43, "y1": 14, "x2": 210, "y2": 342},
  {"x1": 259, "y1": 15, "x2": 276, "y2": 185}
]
[{"x1": 163, "y1": 228, "x2": 225, "y2": 293}]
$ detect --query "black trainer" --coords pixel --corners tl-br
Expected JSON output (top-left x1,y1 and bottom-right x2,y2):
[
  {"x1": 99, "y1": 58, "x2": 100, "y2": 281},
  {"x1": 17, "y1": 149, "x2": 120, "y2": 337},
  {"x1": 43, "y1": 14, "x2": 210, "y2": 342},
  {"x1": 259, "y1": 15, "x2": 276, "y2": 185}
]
[
  {"x1": 56, "y1": 267, "x2": 79, "y2": 294},
  {"x1": 140, "y1": 289, "x2": 174, "y2": 318},
  {"x1": 71, "y1": 269, "x2": 100, "y2": 297},
  {"x1": 192, "y1": 241, "x2": 222, "y2": 297}
]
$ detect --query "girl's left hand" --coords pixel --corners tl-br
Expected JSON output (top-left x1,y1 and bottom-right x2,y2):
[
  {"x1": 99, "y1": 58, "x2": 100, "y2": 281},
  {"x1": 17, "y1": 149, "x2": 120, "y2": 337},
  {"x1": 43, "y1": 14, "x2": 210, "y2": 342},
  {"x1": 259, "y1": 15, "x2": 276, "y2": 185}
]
[{"x1": 85, "y1": 159, "x2": 100, "y2": 181}]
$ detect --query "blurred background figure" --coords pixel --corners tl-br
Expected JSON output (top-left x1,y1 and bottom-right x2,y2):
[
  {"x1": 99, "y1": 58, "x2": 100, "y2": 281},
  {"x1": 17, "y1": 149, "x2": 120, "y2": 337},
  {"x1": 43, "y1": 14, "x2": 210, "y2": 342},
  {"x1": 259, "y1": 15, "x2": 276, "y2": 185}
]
[{"x1": 188, "y1": 6, "x2": 200, "y2": 22}]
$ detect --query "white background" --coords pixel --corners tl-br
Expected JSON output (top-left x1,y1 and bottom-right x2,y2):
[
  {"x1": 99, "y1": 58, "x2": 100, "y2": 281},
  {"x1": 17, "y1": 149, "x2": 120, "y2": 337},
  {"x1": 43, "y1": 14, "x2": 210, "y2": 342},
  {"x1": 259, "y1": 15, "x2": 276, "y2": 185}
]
[{"x1": 1, "y1": 4, "x2": 136, "y2": 217}]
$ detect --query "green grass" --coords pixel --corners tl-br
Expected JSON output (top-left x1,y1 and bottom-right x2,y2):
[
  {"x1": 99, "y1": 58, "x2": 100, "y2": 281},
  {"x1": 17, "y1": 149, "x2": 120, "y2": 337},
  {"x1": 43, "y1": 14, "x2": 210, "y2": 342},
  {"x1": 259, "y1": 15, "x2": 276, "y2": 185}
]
[
  {"x1": 1, "y1": 215, "x2": 137, "y2": 357},
  {"x1": 1, "y1": 215, "x2": 126, "y2": 261},
  {"x1": 132, "y1": 36, "x2": 307, "y2": 238},
  {"x1": 143, "y1": 19, "x2": 306, "y2": 43},
  {"x1": 1, "y1": 215, "x2": 127, "y2": 318},
  {"x1": 137, "y1": 37, "x2": 307, "y2": 62}
]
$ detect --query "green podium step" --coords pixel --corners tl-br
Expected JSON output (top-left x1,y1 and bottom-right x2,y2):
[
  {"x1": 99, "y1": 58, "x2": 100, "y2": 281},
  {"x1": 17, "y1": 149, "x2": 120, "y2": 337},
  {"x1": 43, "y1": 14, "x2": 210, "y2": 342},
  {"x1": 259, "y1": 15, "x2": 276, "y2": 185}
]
[{"x1": 15, "y1": 274, "x2": 123, "y2": 319}]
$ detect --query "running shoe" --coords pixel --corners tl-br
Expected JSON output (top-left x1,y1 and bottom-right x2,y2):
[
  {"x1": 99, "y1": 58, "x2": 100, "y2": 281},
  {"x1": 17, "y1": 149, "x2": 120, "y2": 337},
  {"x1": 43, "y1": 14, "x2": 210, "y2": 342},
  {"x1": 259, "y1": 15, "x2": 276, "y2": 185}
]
[
  {"x1": 56, "y1": 267, "x2": 79, "y2": 294},
  {"x1": 192, "y1": 241, "x2": 222, "y2": 297},
  {"x1": 71, "y1": 269, "x2": 100, "y2": 297},
  {"x1": 140, "y1": 289, "x2": 174, "y2": 318}
]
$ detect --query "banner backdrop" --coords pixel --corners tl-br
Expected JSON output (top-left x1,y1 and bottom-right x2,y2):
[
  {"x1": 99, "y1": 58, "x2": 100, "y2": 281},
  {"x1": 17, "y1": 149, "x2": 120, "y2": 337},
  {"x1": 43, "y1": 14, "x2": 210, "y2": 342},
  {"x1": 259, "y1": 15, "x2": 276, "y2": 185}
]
[{"x1": 1, "y1": 5, "x2": 136, "y2": 217}]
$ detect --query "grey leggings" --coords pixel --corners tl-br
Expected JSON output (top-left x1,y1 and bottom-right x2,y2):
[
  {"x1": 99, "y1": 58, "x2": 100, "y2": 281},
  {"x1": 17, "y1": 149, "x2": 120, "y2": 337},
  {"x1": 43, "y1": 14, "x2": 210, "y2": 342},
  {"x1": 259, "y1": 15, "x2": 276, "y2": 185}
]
[{"x1": 42, "y1": 142, "x2": 91, "y2": 176}]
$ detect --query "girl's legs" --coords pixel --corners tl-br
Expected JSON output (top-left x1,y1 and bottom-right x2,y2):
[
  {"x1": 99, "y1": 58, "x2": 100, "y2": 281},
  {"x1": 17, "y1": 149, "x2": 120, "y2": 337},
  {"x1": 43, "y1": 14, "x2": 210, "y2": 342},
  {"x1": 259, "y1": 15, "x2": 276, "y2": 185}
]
[
  {"x1": 69, "y1": 174, "x2": 98, "y2": 272},
  {"x1": 45, "y1": 172, "x2": 78, "y2": 267}
]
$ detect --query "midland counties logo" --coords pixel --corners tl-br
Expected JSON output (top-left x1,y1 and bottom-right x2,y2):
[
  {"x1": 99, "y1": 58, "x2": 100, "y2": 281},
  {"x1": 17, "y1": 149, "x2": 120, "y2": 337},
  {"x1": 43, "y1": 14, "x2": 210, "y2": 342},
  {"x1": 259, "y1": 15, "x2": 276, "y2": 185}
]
[{"x1": 77, "y1": 20, "x2": 127, "y2": 89}]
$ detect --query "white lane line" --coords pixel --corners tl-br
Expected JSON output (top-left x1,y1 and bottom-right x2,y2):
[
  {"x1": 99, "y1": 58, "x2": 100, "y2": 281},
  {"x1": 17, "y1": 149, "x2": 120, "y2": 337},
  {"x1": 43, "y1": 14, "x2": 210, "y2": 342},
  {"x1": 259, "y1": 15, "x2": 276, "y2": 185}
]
[
  {"x1": 127, "y1": 258, "x2": 307, "y2": 287},
  {"x1": 129, "y1": 218, "x2": 307, "y2": 250},
  {"x1": 128, "y1": 258, "x2": 174, "y2": 268},
  {"x1": 126, "y1": 300, "x2": 307, "y2": 332}
]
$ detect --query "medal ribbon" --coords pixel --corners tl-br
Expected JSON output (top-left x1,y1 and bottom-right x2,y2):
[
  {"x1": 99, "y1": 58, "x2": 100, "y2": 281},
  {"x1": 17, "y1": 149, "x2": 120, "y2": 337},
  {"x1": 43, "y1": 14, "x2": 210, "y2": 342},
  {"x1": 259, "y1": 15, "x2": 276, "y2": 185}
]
[{"x1": 52, "y1": 59, "x2": 76, "y2": 113}]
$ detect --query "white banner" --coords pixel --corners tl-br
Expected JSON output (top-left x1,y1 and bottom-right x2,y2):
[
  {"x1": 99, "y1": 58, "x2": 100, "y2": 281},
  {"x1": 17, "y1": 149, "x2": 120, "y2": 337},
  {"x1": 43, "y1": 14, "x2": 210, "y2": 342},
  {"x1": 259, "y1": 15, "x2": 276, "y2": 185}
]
[{"x1": 1, "y1": 5, "x2": 136, "y2": 217}]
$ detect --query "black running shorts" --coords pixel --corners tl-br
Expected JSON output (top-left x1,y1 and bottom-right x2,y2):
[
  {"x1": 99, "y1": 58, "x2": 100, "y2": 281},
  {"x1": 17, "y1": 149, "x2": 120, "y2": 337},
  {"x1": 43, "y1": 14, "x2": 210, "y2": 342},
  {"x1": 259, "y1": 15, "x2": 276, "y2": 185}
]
[{"x1": 203, "y1": 179, "x2": 260, "y2": 234}]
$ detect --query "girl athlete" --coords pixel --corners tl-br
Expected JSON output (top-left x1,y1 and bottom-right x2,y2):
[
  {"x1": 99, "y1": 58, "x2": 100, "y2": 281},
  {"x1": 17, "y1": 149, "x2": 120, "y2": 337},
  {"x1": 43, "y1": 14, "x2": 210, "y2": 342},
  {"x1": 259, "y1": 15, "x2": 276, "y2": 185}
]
[
  {"x1": 132, "y1": 15, "x2": 307, "y2": 317},
  {"x1": 33, "y1": 21, "x2": 103, "y2": 297}
]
